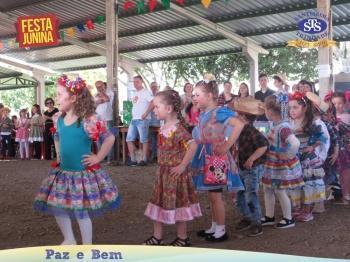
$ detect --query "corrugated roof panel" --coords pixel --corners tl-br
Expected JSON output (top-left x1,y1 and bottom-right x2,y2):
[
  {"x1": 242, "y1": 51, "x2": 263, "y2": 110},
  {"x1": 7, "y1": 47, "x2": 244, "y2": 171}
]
[
  {"x1": 4, "y1": 45, "x2": 93, "y2": 63},
  {"x1": 41, "y1": 56, "x2": 106, "y2": 70},
  {"x1": 128, "y1": 39, "x2": 237, "y2": 60}
]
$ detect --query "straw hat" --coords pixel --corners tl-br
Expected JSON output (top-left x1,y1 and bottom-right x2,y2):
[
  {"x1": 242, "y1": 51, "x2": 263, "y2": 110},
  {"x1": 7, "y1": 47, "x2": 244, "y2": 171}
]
[
  {"x1": 305, "y1": 92, "x2": 329, "y2": 113},
  {"x1": 274, "y1": 73, "x2": 287, "y2": 84},
  {"x1": 233, "y1": 97, "x2": 265, "y2": 115}
]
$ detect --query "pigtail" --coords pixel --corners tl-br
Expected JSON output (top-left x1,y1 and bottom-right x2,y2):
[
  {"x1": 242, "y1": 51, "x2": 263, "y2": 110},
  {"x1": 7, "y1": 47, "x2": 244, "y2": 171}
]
[{"x1": 169, "y1": 90, "x2": 192, "y2": 133}]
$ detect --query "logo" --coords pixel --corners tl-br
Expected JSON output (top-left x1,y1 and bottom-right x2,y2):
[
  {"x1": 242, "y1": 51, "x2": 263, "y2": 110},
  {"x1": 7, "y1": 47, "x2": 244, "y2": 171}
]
[
  {"x1": 297, "y1": 18, "x2": 328, "y2": 34},
  {"x1": 287, "y1": 11, "x2": 336, "y2": 48}
]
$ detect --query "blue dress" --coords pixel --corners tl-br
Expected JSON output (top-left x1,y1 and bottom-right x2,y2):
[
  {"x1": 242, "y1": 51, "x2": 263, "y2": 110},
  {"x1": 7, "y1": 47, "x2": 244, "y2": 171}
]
[
  {"x1": 191, "y1": 107, "x2": 243, "y2": 191},
  {"x1": 34, "y1": 115, "x2": 121, "y2": 219}
]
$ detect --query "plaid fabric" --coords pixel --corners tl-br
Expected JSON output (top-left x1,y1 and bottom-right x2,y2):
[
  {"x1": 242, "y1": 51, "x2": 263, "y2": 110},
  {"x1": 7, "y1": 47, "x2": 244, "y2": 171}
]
[
  {"x1": 217, "y1": 93, "x2": 236, "y2": 107},
  {"x1": 238, "y1": 124, "x2": 269, "y2": 170}
]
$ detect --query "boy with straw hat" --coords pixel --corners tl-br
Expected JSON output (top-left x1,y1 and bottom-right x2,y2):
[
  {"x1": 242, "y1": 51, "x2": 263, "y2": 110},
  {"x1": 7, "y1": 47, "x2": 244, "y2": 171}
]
[{"x1": 233, "y1": 98, "x2": 268, "y2": 237}]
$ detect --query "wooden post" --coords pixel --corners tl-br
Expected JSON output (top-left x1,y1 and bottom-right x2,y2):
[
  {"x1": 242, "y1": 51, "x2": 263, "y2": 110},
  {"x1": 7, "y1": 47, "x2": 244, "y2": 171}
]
[
  {"x1": 243, "y1": 45, "x2": 259, "y2": 95},
  {"x1": 106, "y1": 0, "x2": 120, "y2": 162},
  {"x1": 317, "y1": 0, "x2": 333, "y2": 98}
]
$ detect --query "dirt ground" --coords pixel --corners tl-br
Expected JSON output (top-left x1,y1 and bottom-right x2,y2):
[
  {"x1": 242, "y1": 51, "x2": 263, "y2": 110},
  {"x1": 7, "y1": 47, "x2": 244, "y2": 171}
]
[{"x1": 1, "y1": 160, "x2": 350, "y2": 259}]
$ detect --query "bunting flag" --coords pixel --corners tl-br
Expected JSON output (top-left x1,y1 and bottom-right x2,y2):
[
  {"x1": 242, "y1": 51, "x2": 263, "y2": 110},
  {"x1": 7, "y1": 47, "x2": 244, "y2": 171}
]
[
  {"x1": 86, "y1": 19, "x2": 95, "y2": 30},
  {"x1": 77, "y1": 23, "x2": 86, "y2": 32},
  {"x1": 161, "y1": 0, "x2": 170, "y2": 9},
  {"x1": 149, "y1": 0, "x2": 157, "y2": 12},
  {"x1": 136, "y1": 0, "x2": 145, "y2": 14},
  {"x1": 201, "y1": 0, "x2": 212, "y2": 8},
  {"x1": 0, "y1": 0, "x2": 224, "y2": 50},
  {"x1": 94, "y1": 15, "x2": 105, "y2": 24},
  {"x1": 176, "y1": 0, "x2": 185, "y2": 6},
  {"x1": 59, "y1": 30, "x2": 65, "y2": 41},
  {"x1": 123, "y1": 0, "x2": 135, "y2": 11},
  {"x1": 66, "y1": 27, "x2": 76, "y2": 37}
]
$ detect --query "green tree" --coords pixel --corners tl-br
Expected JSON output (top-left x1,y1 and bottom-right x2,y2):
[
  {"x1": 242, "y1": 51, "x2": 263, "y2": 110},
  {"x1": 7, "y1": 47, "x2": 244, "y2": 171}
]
[{"x1": 136, "y1": 47, "x2": 318, "y2": 90}]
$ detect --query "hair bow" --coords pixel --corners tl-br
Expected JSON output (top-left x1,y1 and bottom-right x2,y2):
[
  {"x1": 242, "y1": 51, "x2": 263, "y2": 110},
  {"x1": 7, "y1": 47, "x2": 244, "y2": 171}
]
[{"x1": 324, "y1": 90, "x2": 334, "y2": 102}]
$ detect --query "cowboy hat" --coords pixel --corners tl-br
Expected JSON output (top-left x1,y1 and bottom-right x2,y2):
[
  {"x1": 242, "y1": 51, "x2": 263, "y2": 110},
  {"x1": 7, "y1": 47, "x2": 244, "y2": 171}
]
[
  {"x1": 273, "y1": 73, "x2": 287, "y2": 84},
  {"x1": 233, "y1": 97, "x2": 265, "y2": 115},
  {"x1": 305, "y1": 92, "x2": 329, "y2": 113}
]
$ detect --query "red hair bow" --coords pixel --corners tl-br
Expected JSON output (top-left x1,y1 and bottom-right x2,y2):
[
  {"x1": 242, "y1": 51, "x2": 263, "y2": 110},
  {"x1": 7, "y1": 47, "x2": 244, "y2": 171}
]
[
  {"x1": 51, "y1": 162, "x2": 60, "y2": 168},
  {"x1": 91, "y1": 121, "x2": 107, "y2": 141},
  {"x1": 50, "y1": 127, "x2": 56, "y2": 134},
  {"x1": 344, "y1": 90, "x2": 350, "y2": 102},
  {"x1": 324, "y1": 90, "x2": 334, "y2": 102},
  {"x1": 289, "y1": 91, "x2": 306, "y2": 101},
  {"x1": 86, "y1": 164, "x2": 101, "y2": 172}
]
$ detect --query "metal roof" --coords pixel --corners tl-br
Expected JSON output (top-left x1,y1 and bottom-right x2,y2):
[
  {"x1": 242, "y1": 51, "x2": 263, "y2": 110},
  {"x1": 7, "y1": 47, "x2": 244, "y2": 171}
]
[{"x1": 0, "y1": 0, "x2": 350, "y2": 73}]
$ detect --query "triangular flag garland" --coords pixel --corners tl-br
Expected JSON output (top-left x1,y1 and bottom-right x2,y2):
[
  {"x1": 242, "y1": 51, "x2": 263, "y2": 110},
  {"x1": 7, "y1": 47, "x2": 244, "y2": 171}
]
[
  {"x1": 0, "y1": 0, "x2": 219, "y2": 50},
  {"x1": 136, "y1": 0, "x2": 145, "y2": 14},
  {"x1": 201, "y1": 0, "x2": 212, "y2": 8},
  {"x1": 148, "y1": 0, "x2": 157, "y2": 12},
  {"x1": 161, "y1": 0, "x2": 171, "y2": 9},
  {"x1": 77, "y1": 23, "x2": 86, "y2": 32}
]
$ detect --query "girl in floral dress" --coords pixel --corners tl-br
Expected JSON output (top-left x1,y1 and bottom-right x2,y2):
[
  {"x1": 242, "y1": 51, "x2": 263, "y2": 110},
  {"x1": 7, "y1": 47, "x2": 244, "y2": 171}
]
[{"x1": 144, "y1": 90, "x2": 201, "y2": 246}]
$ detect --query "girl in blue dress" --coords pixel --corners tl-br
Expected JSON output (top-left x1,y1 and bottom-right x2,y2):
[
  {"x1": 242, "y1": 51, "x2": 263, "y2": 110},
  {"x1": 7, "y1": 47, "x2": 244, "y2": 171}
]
[
  {"x1": 173, "y1": 74, "x2": 244, "y2": 242},
  {"x1": 34, "y1": 75, "x2": 120, "y2": 245}
]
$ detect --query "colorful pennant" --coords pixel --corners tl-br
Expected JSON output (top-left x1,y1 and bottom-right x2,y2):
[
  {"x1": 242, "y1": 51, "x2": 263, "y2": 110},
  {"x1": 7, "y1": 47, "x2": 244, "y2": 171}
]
[
  {"x1": 136, "y1": 0, "x2": 145, "y2": 14},
  {"x1": 149, "y1": 0, "x2": 157, "y2": 12},
  {"x1": 201, "y1": 0, "x2": 212, "y2": 8}
]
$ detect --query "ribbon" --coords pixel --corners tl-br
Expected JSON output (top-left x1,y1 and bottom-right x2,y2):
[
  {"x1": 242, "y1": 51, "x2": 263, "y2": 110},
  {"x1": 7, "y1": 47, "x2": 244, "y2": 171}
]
[{"x1": 287, "y1": 39, "x2": 337, "y2": 48}]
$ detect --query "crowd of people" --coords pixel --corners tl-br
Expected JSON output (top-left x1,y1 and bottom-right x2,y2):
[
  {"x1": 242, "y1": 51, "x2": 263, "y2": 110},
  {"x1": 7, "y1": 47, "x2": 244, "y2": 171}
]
[
  {"x1": 0, "y1": 81, "x2": 114, "y2": 162},
  {"x1": 1, "y1": 72, "x2": 350, "y2": 247}
]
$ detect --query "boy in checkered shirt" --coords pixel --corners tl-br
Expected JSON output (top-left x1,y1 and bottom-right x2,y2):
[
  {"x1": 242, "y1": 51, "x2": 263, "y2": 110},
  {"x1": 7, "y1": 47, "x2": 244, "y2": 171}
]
[{"x1": 233, "y1": 98, "x2": 268, "y2": 237}]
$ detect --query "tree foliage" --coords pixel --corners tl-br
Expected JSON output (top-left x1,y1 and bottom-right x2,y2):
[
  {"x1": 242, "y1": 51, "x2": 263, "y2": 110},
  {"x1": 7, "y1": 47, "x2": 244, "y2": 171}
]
[{"x1": 136, "y1": 47, "x2": 318, "y2": 90}]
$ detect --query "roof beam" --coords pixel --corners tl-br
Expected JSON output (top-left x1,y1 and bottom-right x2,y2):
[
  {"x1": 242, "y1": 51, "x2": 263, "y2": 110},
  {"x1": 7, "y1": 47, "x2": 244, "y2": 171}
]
[
  {"x1": 164, "y1": 1, "x2": 268, "y2": 54},
  {"x1": 0, "y1": 56, "x2": 53, "y2": 75},
  {"x1": 63, "y1": 36, "x2": 144, "y2": 68},
  {"x1": 1, "y1": 0, "x2": 350, "y2": 41},
  {"x1": 0, "y1": 0, "x2": 57, "y2": 12}
]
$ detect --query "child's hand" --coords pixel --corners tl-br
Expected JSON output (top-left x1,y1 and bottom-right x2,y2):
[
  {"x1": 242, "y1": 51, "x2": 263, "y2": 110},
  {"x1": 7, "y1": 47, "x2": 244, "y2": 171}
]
[
  {"x1": 214, "y1": 143, "x2": 228, "y2": 156},
  {"x1": 82, "y1": 154, "x2": 100, "y2": 167},
  {"x1": 243, "y1": 158, "x2": 254, "y2": 170},
  {"x1": 170, "y1": 164, "x2": 186, "y2": 178}
]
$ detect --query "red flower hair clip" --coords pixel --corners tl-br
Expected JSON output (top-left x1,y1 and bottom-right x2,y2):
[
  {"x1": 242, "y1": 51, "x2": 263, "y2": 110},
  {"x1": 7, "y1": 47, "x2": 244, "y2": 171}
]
[
  {"x1": 324, "y1": 90, "x2": 333, "y2": 102},
  {"x1": 289, "y1": 91, "x2": 307, "y2": 103},
  {"x1": 57, "y1": 74, "x2": 87, "y2": 95}
]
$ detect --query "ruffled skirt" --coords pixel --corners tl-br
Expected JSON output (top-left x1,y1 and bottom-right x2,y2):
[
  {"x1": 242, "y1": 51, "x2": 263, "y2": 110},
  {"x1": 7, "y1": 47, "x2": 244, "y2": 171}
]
[
  {"x1": 34, "y1": 166, "x2": 121, "y2": 219},
  {"x1": 144, "y1": 165, "x2": 201, "y2": 224}
]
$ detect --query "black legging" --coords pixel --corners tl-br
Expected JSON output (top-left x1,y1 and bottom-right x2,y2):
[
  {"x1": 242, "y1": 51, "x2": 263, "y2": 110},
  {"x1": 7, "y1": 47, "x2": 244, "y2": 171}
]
[
  {"x1": 33, "y1": 141, "x2": 42, "y2": 159},
  {"x1": 44, "y1": 128, "x2": 55, "y2": 160},
  {"x1": 1, "y1": 135, "x2": 12, "y2": 157}
]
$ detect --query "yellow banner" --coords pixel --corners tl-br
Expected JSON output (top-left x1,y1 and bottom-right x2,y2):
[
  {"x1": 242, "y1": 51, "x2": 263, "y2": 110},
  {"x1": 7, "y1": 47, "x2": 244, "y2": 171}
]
[{"x1": 287, "y1": 39, "x2": 337, "y2": 48}]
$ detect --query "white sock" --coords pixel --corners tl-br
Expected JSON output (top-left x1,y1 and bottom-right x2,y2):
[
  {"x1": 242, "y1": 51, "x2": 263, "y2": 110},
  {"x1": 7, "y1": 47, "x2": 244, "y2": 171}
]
[
  {"x1": 55, "y1": 216, "x2": 76, "y2": 245},
  {"x1": 130, "y1": 155, "x2": 136, "y2": 162},
  {"x1": 205, "y1": 221, "x2": 216, "y2": 234},
  {"x1": 77, "y1": 217, "x2": 92, "y2": 244},
  {"x1": 214, "y1": 224, "x2": 226, "y2": 238}
]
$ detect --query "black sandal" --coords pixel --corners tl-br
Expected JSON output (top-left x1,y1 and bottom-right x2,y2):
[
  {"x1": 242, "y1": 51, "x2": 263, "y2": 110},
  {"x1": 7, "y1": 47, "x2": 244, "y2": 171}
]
[
  {"x1": 169, "y1": 237, "x2": 191, "y2": 247},
  {"x1": 142, "y1": 236, "x2": 164, "y2": 245}
]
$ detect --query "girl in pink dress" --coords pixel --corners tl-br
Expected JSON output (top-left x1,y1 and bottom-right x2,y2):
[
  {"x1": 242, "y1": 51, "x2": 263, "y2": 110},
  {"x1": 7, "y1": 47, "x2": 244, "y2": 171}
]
[{"x1": 15, "y1": 109, "x2": 30, "y2": 160}]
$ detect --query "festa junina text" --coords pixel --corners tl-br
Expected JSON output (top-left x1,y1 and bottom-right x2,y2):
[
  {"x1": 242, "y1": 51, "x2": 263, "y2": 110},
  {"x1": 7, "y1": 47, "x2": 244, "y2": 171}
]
[{"x1": 16, "y1": 14, "x2": 59, "y2": 48}]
